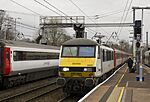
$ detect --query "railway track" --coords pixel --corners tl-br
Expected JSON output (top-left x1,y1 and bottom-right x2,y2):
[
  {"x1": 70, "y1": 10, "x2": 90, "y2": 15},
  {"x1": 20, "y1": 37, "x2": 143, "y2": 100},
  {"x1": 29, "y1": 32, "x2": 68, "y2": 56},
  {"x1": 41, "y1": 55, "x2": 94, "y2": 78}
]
[
  {"x1": 57, "y1": 94, "x2": 83, "y2": 102},
  {"x1": 57, "y1": 94, "x2": 70, "y2": 102},
  {"x1": 0, "y1": 78, "x2": 61, "y2": 102},
  {"x1": 25, "y1": 84, "x2": 62, "y2": 102}
]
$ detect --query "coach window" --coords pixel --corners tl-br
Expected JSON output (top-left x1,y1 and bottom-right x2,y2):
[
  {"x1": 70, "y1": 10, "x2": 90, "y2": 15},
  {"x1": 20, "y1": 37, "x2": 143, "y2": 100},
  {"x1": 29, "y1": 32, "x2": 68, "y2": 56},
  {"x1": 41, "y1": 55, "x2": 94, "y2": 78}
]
[
  {"x1": 110, "y1": 51, "x2": 112, "y2": 60},
  {"x1": 103, "y1": 49, "x2": 105, "y2": 62},
  {"x1": 106, "y1": 50, "x2": 109, "y2": 61},
  {"x1": 106, "y1": 50, "x2": 108, "y2": 61},
  {"x1": 13, "y1": 51, "x2": 59, "y2": 61},
  {"x1": 108, "y1": 51, "x2": 110, "y2": 61},
  {"x1": 109, "y1": 51, "x2": 111, "y2": 60},
  {"x1": 112, "y1": 51, "x2": 114, "y2": 60},
  {"x1": 108, "y1": 51, "x2": 110, "y2": 60},
  {"x1": 13, "y1": 51, "x2": 23, "y2": 61},
  {"x1": 98, "y1": 46, "x2": 100, "y2": 59},
  {"x1": 13, "y1": 52, "x2": 17, "y2": 61}
]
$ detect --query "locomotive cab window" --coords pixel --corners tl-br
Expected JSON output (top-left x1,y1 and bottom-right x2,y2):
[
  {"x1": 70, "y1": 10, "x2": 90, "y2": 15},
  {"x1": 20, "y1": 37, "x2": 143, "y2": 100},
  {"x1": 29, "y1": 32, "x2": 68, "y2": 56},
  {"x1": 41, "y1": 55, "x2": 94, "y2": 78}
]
[
  {"x1": 62, "y1": 46, "x2": 95, "y2": 57},
  {"x1": 79, "y1": 46, "x2": 95, "y2": 57},
  {"x1": 62, "y1": 47, "x2": 77, "y2": 57}
]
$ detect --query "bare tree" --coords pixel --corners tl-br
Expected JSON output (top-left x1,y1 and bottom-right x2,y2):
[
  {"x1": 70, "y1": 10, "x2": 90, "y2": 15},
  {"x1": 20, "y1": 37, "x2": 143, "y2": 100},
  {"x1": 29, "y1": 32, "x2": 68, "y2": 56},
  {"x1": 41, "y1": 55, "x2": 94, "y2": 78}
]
[
  {"x1": 46, "y1": 28, "x2": 72, "y2": 46},
  {"x1": 0, "y1": 10, "x2": 16, "y2": 40},
  {"x1": 38, "y1": 18, "x2": 72, "y2": 46}
]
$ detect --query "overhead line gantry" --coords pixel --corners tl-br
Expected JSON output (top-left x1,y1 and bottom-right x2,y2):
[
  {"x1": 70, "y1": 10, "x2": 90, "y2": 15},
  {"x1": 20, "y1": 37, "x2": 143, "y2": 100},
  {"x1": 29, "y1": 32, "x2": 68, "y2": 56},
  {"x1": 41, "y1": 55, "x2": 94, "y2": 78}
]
[{"x1": 39, "y1": 16, "x2": 134, "y2": 43}]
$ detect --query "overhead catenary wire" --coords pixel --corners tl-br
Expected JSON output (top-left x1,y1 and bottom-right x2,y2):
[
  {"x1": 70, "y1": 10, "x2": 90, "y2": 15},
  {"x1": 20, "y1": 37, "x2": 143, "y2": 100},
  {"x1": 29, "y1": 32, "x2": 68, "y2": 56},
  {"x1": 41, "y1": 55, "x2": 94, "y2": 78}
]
[
  {"x1": 117, "y1": 0, "x2": 134, "y2": 38},
  {"x1": 34, "y1": 0, "x2": 63, "y2": 16},
  {"x1": 43, "y1": 0, "x2": 68, "y2": 17},
  {"x1": 106, "y1": 0, "x2": 132, "y2": 43},
  {"x1": 117, "y1": 0, "x2": 130, "y2": 33},
  {"x1": 105, "y1": 11, "x2": 133, "y2": 43},
  {"x1": 42, "y1": 0, "x2": 78, "y2": 24},
  {"x1": 6, "y1": 10, "x2": 39, "y2": 16},
  {"x1": 116, "y1": 0, "x2": 133, "y2": 41},
  {"x1": 34, "y1": 0, "x2": 79, "y2": 24},
  {"x1": 8, "y1": 0, "x2": 41, "y2": 30},
  {"x1": 93, "y1": 9, "x2": 132, "y2": 19},
  {"x1": 4, "y1": 17, "x2": 39, "y2": 30},
  {"x1": 67, "y1": 0, "x2": 110, "y2": 38},
  {"x1": 16, "y1": 24, "x2": 38, "y2": 31},
  {"x1": 9, "y1": 0, "x2": 42, "y2": 16},
  {"x1": 35, "y1": 0, "x2": 97, "y2": 34}
]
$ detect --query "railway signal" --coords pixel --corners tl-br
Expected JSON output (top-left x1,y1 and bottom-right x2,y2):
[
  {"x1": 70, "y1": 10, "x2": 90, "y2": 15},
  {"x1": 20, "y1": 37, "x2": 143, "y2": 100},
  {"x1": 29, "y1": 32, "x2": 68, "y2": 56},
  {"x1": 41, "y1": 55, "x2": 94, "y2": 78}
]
[
  {"x1": 136, "y1": 41, "x2": 140, "y2": 48},
  {"x1": 73, "y1": 24, "x2": 85, "y2": 38},
  {"x1": 134, "y1": 20, "x2": 141, "y2": 39}
]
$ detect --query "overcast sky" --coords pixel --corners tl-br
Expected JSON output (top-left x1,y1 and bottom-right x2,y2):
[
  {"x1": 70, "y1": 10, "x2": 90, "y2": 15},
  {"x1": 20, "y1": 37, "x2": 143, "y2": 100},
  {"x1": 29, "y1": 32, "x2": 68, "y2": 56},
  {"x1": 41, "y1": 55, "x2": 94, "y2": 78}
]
[{"x1": 0, "y1": 0, "x2": 150, "y2": 44}]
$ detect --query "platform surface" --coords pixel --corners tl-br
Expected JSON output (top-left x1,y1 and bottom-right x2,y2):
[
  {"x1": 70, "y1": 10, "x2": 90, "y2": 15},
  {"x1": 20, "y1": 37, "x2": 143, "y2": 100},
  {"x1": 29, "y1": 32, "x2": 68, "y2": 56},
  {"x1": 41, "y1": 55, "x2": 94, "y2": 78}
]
[{"x1": 82, "y1": 64, "x2": 150, "y2": 102}]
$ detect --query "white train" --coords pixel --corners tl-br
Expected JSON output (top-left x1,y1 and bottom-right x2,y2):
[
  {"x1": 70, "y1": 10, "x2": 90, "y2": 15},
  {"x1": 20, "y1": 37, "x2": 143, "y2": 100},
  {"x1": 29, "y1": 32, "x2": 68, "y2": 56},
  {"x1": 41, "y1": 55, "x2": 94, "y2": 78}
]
[
  {"x1": 57, "y1": 38, "x2": 130, "y2": 94},
  {"x1": 144, "y1": 50, "x2": 150, "y2": 66},
  {"x1": 0, "y1": 40, "x2": 59, "y2": 88}
]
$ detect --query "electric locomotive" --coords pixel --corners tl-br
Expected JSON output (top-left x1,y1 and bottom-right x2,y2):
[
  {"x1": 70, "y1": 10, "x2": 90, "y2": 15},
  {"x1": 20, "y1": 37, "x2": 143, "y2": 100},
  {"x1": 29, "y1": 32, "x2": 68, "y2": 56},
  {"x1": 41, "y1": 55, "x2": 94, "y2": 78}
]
[{"x1": 57, "y1": 38, "x2": 128, "y2": 94}]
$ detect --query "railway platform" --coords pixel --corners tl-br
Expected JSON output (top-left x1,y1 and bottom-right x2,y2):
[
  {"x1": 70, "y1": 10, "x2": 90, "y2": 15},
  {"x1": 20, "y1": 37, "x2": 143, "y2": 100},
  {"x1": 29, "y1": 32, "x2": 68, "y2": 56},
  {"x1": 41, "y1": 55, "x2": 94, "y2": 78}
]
[{"x1": 79, "y1": 64, "x2": 150, "y2": 102}]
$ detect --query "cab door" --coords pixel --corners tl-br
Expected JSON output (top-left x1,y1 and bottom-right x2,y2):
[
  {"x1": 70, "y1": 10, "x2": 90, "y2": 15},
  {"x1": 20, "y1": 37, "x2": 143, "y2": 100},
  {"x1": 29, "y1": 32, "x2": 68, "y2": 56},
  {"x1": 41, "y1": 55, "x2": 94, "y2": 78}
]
[{"x1": 96, "y1": 46, "x2": 102, "y2": 72}]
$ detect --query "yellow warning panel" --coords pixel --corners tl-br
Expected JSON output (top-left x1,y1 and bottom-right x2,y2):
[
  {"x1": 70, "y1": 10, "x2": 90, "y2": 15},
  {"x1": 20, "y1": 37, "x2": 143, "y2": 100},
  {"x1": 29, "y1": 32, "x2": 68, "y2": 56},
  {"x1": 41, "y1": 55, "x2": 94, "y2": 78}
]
[{"x1": 59, "y1": 58, "x2": 96, "y2": 67}]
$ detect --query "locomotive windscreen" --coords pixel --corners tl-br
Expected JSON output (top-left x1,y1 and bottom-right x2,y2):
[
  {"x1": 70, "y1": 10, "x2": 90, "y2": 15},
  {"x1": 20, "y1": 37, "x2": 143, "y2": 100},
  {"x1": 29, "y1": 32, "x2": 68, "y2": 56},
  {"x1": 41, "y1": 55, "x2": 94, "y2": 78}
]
[{"x1": 62, "y1": 46, "x2": 95, "y2": 57}]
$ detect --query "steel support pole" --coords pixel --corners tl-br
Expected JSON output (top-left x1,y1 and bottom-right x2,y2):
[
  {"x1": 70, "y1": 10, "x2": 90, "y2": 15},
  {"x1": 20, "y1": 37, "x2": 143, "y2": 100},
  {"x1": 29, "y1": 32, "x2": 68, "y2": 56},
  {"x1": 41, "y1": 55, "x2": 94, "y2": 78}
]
[
  {"x1": 133, "y1": 9, "x2": 136, "y2": 70},
  {"x1": 146, "y1": 32, "x2": 148, "y2": 50}
]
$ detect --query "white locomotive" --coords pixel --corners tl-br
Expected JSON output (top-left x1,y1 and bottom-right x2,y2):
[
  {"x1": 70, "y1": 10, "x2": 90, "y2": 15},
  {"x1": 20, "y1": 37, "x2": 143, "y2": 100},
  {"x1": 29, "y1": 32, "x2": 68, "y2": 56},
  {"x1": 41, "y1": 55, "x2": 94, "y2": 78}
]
[{"x1": 57, "y1": 38, "x2": 130, "y2": 94}]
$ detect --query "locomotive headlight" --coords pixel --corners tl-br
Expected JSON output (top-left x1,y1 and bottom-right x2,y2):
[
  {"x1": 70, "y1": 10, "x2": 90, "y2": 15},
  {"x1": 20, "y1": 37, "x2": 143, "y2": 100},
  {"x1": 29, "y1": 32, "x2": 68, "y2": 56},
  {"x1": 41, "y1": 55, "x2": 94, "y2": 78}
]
[
  {"x1": 84, "y1": 68, "x2": 88, "y2": 71},
  {"x1": 63, "y1": 67, "x2": 69, "y2": 71},
  {"x1": 84, "y1": 68, "x2": 92, "y2": 72}
]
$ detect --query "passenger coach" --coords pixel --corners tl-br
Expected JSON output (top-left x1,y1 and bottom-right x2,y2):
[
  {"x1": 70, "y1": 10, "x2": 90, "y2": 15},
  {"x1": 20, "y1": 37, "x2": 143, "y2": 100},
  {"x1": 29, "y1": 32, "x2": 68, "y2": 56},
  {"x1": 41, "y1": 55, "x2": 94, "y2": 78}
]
[{"x1": 0, "y1": 40, "x2": 59, "y2": 88}]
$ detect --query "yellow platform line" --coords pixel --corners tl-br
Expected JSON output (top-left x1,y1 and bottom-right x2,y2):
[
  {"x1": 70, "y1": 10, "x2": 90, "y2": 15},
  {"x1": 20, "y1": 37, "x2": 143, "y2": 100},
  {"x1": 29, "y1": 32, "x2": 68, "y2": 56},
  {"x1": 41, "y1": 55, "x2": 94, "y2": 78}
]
[
  {"x1": 107, "y1": 67, "x2": 127, "y2": 102},
  {"x1": 117, "y1": 87, "x2": 125, "y2": 102},
  {"x1": 117, "y1": 67, "x2": 127, "y2": 102},
  {"x1": 116, "y1": 68, "x2": 127, "y2": 87}
]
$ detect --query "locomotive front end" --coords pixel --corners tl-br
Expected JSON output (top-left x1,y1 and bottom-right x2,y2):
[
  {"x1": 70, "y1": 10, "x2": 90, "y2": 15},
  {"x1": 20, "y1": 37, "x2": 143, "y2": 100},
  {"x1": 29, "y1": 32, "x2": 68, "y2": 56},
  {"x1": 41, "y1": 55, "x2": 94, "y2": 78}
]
[{"x1": 57, "y1": 38, "x2": 98, "y2": 94}]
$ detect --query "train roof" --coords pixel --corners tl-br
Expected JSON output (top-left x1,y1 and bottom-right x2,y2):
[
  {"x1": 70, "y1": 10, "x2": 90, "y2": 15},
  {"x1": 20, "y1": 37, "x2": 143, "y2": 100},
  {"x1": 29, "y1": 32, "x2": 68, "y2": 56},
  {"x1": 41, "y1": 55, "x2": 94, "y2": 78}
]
[
  {"x1": 0, "y1": 40, "x2": 59, "y2": 50},
  {"x1": 62, "y1": 38, "x2": 98, "y2": 46},
  {"x1": 101, "y1": 45, "x2": 113, "y2": 51},
  {"x1": 145, "y1": 50, "x2": 150, "y2": 54}
]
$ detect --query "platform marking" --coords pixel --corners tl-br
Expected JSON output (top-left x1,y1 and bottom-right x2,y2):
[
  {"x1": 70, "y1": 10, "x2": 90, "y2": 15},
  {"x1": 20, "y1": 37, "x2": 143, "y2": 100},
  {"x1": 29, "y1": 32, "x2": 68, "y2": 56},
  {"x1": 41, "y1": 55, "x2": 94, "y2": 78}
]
[
  {"x1": 116, "y1": 67, "x2": 128, "y2": 102},
  {"x1": 116, "y1": 68, "x2": 128, "y2": 87},
  {"x1": 122, "y1": 81, "x2": 129, "y2": 102},
  {"x1": 78, "y1": 64, "x2": 126, "y2": 102},
  {"x1": 117, "y1": 87, "x2": 125, "y2": 102},
  {"x1": 106, "y1": 67, "x2": 127, "y2": 102}
]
